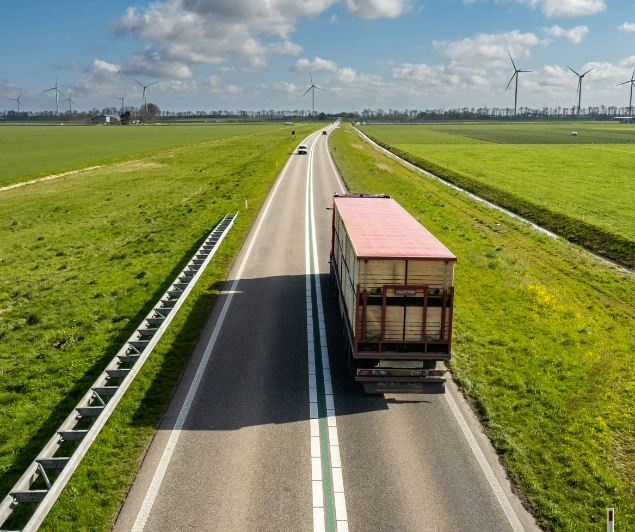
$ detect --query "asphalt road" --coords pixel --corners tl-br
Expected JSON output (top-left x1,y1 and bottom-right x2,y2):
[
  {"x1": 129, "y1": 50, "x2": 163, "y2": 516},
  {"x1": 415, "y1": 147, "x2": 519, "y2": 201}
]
[{"x1": 113, "y1": 124, "x2": 541, "y2": 532}]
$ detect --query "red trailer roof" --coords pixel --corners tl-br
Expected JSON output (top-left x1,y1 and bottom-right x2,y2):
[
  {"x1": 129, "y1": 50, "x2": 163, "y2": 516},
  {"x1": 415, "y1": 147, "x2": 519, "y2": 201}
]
[{"x1": 334, "y1": 196, "x2": 456, "y2": 261}]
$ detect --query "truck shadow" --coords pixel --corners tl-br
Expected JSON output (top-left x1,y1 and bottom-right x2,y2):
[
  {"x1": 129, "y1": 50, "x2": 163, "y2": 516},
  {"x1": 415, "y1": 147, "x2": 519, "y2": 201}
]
[{"x1": 131, "y1": 270, "x2": 439, "y2": 435}]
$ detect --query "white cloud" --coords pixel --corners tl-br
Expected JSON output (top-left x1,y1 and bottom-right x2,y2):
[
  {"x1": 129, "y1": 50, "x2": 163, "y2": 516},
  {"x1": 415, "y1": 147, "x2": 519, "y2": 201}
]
[
  {"x1": 291, "y1": 57, "x2": 338, "y2": 72},
  {"x1": 516, "y1": 0, "x2": 605, "y2": 18},
  {"x1": 345, "y1": 0, "x2": 413, "y2": 18},
  {"x1": 330, "y1": 14, "x2": 338, "y2": 22},
  {"x1": 332, "y1": 67, "x2": 381, "y2": 83},
  {"x1": 376, "y1": 59, "x2": 395, "y2": 68},
  {"x1": 543, "y1": 25, "x2": 589, "y2": 43},
  {"x1": 465, "y1": 0, "x2": 604, "y2": 18},
  {"x1": 70, "y1": 59, "x2": 123, "y2": 97},
  {"x1": 619, "y1": 22, "x2": 635, "y2": 36},
  {"x1": 114, "y1": 0, "x2": 412, "y2": 77},
  {"x1": 122, "y1": 48, "x2": 193, "y2": 78},
  {"x1": 434, "y1": 30, "x2": 545, "y2": 68}
]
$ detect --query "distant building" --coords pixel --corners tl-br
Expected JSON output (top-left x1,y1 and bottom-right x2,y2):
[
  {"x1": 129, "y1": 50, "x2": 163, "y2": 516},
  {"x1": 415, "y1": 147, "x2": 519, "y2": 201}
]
[
  {"x1": 91, "y1": 114, "x2": 120, "y2": 125},
  {"x1": 614, "y1": 117, "x2": 635, "y2": 124}
]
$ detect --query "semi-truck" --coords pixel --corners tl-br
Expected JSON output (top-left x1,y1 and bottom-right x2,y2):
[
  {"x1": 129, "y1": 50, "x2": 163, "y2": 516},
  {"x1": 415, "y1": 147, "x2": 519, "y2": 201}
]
[{"x1": 330, "y1": 194, "x2": 456, "y2": 394}]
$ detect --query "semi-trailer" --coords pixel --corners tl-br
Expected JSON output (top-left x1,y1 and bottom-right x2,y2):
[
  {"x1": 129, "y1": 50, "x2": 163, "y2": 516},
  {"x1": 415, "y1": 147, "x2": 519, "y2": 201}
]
[{"x1": 330, "y1": 194, "x2": 456, "y2": 394}]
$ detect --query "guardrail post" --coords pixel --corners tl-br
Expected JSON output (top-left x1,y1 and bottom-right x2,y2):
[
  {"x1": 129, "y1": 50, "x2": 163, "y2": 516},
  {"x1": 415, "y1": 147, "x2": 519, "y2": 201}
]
[{"x1": 607, "y1": 508, "x2": 614, "y2": 532}]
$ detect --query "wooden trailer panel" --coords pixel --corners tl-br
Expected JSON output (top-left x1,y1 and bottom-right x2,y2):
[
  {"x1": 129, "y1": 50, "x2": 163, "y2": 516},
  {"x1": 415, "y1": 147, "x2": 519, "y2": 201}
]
[{"x1": 332, "y1": 195, "x2": 456, "y2": 359}]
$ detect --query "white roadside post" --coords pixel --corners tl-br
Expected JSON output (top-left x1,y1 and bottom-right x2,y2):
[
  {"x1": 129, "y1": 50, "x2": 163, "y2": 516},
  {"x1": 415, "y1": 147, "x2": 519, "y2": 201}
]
[
  {"x1": 245, "y1": 199, "x2": 248, "y2": 209},
  {"x1": 607, "y1": 508, "x2": 615, "y2": 532}
]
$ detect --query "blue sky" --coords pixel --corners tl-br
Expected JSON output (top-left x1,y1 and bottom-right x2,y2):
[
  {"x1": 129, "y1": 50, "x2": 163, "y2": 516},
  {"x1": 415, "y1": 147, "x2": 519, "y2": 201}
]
[{"x1": 2, "y1": 0, "x2": 635, "y2": 112}]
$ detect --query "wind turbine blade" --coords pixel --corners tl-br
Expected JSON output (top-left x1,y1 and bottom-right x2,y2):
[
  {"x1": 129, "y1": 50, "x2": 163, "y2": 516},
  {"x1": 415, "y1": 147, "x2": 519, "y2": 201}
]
[
  {"x1": 631, "y1": 68, "x2": 635, "y2": 81},
  {"x1": 310, "y1": 72, "x2": 313, "y2": 85},
  {"x1": 123, "y1": 92, "x2": 127, "y2": 98},
  {"x1": 43, "y1": 88, "x2": 55, "y2": 93},
  {"x1": 134, "y1": 78, "x2": 144, "y2": 87},
  {"x1": 508, "y1": 51, "x2": 517, "y2": 71},
  {"x1": 618, "y1": 80, "x2": 631, "y2": 86},
  {"x1": 505, "y1": 72, "x2": 516, "y2": 91},
  {"x1": 302, "y1": 87, "x2": 312, "y2": 97},
  {"x1": 582, "y1": 67, "x2": 595, "y2": 76},
  {"x1": 520, "y1": 70, "x2": 533, "y2": 73},
  {"x1": 567, "y1": 66, "x2": 580, "y2": 77},
  {"x1": 147, "y1": 82, "x2": 157, "y2": 87},
  {"x1": 315, "y1": 86, "x2": 324, "y2": 91}
]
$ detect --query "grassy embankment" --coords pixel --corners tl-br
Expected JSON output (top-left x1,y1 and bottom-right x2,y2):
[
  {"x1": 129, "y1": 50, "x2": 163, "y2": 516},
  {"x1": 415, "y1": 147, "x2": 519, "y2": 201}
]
[
  {"x1": 332, "y1": 122, "x2": 635, "y2": 531},
  {"x1": 359, "y1": 123, "x2": 635, "y2": 268},
  {"x1": 0, "y1": 122, "x2": 321, "y2": 531},
  {"x1": 0, "y1": 123, "x2": 289, "y2": 187}
]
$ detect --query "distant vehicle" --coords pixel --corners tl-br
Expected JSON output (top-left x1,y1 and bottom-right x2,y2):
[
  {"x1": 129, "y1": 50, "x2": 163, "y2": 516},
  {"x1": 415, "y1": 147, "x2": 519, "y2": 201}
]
[
  {"x1": 285, "y1": 121, "x2": 293, "y2": 125},
  {"x1": 322, "y1": 130, "x2": 327, "y2": 135},
  {"x1": 330, "y1": 194, "x2": 456, "y2": 394},
  {"x1": 571, "y1": 131, "x2": 578, "y2": 136},
  {"x1": 298, "y1": 144, "x2": 308, "y2": 154}
]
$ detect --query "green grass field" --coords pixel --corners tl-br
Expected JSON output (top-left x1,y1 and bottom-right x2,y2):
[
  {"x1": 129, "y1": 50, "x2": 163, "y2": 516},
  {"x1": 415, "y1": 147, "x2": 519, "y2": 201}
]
[
  {"x1": 360, "y1": 123, "x2": 635, "y2": 266},
  {"x1": 332, "y1": 122, "x2": 635, "y2": 531},
  {"x1": 362, "y1": 122, "x2": 635, "y2": 144},
  {"x1": 0, "y1": 122, "x2": 321, "y2": 531},
  {"x1": 0, "y1": 123, "x2": 289, "y2": 187}
]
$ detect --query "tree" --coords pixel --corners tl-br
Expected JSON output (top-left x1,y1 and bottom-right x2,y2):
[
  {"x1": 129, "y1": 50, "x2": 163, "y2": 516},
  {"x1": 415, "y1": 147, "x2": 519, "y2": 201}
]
[
  {"x1": 318, "y1": 112, "x2": 327, "y2": 120},
  {"x1": 144, "y1": 102, "x2": 161, "y2": 122},
  {"x1": 120, "y1": 111, "x2": 132, "y2": 125}
]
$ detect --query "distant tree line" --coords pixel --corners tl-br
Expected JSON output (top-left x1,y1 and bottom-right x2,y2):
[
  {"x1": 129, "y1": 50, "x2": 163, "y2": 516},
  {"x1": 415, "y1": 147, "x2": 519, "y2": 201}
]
[
  {"x1": 2, "y1": 105, "x2": 632, "y2": 122},
  {"x1": 356, "y1": 105, "x2": 633, "y2": 120},
  {"x1": 0, "y1": 104, "x2": 161, "y2": 123}
]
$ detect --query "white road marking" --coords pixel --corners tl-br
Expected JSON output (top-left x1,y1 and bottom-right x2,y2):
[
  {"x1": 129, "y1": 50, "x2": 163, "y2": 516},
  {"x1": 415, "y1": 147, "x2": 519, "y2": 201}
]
[
  {"x1": 130, "y1": 137, "x2": 300, "y2": 532},
  {"x1": 307, "y1": 124, "x2": 349, "y2": 532},
  {"x1": 445, "y1": 390, "x2": 525, "y2": 532}
]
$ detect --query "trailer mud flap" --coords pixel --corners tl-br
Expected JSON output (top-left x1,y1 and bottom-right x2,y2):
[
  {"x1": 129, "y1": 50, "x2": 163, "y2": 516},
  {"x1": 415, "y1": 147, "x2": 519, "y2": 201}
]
[{"x1": 362, "y1": 381, "x2": 445, "y2": 394}]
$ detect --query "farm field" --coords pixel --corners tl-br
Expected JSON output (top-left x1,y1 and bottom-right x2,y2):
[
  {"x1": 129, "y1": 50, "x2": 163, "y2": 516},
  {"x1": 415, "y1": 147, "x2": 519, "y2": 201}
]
[
  {"x1": 0, "y1": 122, "x2": 321, "y2": 531},
  {"x1": 0, "y1": 122, "x2": 288, "y2": 187},
  {"x1": 364, "y1": 122, "x2": 635, "y2": 144},
  {"x1": 331, "y1": 122, "x2": 635, "y2": 531},
  {"x1": 360, "y1": 123, "x2": 635, "y2": 265}
]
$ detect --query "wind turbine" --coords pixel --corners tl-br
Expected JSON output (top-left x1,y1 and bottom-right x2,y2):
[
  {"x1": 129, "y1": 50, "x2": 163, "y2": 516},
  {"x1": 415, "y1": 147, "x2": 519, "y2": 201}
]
[
  {"x1": 568, "y1": 66, "x2": 595, "y2": 117},
  {"x1": 43, "y1": 74, "x2": 64, "y2": 117},
  {"x1": 62, "y1": 91, "x2": 76, "y2": 120},
  {"x1": 134, "y1": 78, "x2": 157, "y2": 116},
  {"x1": 115, "y1": 92, "x2": 127, "y2": 116},
  {"x1": 9, "y1": 92, "x2": 22, "y2": 114},
  {"x1": 505, "y1": 52, "x2": 532, "y2": 117},
  {"x1": 617, "y1": 69, "x2": 635, "y2": 117},
  {"x1": 302, "y1": 73, "x2": 324, "y2": 116}
]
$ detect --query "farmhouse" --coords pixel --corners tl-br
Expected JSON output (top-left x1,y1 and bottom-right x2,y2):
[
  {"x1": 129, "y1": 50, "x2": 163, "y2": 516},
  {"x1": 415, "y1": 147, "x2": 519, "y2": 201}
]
[{"x1": 91, "y1": 114, "x2": 120, "y2": 125}]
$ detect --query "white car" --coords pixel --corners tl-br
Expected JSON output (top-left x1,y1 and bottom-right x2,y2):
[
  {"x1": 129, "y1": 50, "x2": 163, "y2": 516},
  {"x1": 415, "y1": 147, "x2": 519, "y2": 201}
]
[{"x1": 298, "y1": 144, "x2": 308, "y2": 154}]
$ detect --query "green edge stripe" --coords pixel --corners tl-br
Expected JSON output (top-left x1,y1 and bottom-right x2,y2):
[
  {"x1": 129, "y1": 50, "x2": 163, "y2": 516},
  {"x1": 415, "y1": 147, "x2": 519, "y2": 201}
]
[{"x1": 308, "y1": 142, "x2": 337, "y2": 532}]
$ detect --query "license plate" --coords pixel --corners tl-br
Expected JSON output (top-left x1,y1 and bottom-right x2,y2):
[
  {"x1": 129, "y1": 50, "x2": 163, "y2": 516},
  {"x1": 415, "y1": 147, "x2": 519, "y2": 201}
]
[
  {"x1": 376, "y1": 382, "x2": 424, "y2": 392},
  {"x1": 393, "y1": 370, "x2": 411, "y2": 376}
]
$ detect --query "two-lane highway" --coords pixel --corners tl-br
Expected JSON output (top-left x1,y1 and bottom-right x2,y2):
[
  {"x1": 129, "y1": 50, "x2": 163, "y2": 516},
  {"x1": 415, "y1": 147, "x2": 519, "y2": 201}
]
[{"x1": 113, "y1": 123, "x2": 541, "y2": 532}]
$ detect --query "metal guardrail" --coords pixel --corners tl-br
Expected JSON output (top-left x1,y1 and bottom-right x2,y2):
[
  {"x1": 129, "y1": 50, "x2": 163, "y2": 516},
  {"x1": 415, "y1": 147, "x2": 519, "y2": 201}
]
[{"x1": 0, "y1": 213, "x2": 237, "y2": 531}]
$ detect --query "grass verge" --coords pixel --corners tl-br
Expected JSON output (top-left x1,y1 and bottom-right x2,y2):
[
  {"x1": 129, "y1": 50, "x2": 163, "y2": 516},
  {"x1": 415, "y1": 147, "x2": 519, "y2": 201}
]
[
  {"x1": 0, "y1": 122, "x2": 321, "y2": 531},
  {"x1": 358, "y1": 127, "x2": 635, "y2": 268},
  {"x1": 0, "y1": 123, "x2": 288, "y2": 188},
  {"x1": 332, "y1": 122, "x2": 635, "y2": 531}
]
